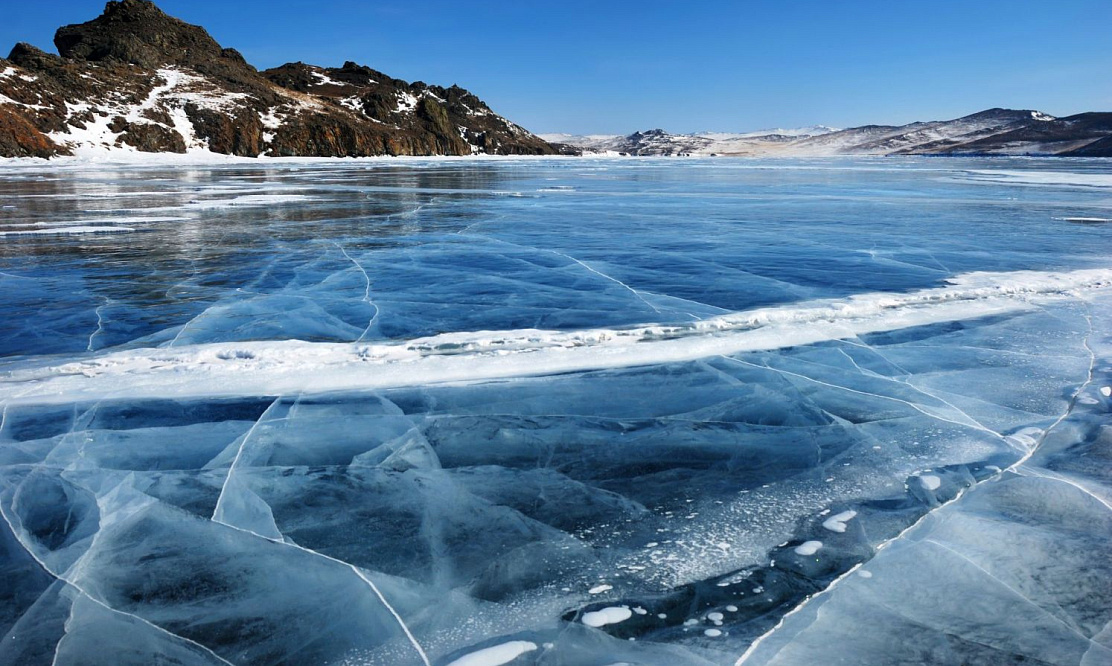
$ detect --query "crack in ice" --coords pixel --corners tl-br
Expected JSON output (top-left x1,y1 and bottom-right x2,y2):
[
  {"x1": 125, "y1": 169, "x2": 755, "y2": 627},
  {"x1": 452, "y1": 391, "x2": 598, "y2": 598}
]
[
  {"x1": 0, "y1": 496, "x2": 235, "y2": 666},
  {"x1": 335, "y1": 243, "x2": 380, "y2": 342},
  {"x1": 736, "y1": 308, "x2": 1102, "y2": 665}
]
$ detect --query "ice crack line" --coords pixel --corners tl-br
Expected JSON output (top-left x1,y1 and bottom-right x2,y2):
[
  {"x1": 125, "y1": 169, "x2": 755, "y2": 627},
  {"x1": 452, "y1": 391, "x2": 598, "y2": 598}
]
[
  {"x1": 545, "y1": 248, "x2": 664, "y2": 314},
  {"x1": 833, "y1": 345, "x2": 1008, "y2": 445},
  {"x1": 924, "y1": 538, "x2": 1100, "y2": 645},
  {"x1": 1019, "y1": 312, "x2": 1096, "y2": 469},
  {"x1": 206, "y1": 395, "x2": 431, "y2": 664},
  {"x1": 212, "y1": 510, "x2": 432, "y2": 666},
  {"x1": 211, "y1": 396, "x2": 283, "y2": 521},
  {"x1": 0, "y1": 500, "x2": 235, "y2": 666},
  {"x1": 335, "y1": 243, "x2": 380, "y2": 342},
  {"x1": 87, "y1": 297, "x2": 111, "y2": 352},
  {"x1": 736, "y1": 308, "x2": 1101, "y2": 665},
  {"x1": 721, "y1": 355, "x2": 1005, "y2": 439}
]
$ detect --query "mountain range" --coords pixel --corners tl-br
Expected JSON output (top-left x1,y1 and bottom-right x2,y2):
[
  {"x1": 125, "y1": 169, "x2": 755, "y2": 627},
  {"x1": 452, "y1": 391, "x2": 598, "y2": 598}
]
[
  {"x1": 0, "y1": 1, "x2": 1108, "y2": 160},
  {"x1": 541, "y1": 108, "x2": 1112, "y2": 157}
]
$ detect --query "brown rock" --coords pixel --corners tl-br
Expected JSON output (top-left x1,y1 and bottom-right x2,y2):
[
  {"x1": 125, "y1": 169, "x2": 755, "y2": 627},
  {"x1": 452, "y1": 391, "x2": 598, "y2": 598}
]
[{"x1": 0, "y1": 107, "x2": 63, "y2": 157}]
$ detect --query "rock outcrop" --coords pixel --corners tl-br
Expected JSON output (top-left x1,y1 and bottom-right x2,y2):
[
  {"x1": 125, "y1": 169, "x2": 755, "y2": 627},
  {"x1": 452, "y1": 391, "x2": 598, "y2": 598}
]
[{"x1": 0, "y1": 0, "x2": 558, "y2": 158}]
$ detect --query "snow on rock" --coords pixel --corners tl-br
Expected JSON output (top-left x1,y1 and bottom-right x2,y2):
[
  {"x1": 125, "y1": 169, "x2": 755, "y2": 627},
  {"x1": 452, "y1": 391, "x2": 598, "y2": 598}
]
[
  {"x1": 310, "y1": 70, "x2": 344, "y2": 87},
  {"x1": 395, "y1": 91, "x2": 418, "y2": 114}
]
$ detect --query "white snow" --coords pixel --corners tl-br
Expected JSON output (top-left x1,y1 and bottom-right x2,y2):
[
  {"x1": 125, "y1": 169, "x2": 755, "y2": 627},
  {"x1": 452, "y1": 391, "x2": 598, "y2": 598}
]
[
  {"x1": 42, "y1": 67, "x2": 282, "y2": 155},
  {"x1": 964, "y1": 170, "x2": 1112, "y2": 189},
  {"x1": 395, "y1": 91, "x2": 418, "y2": 114},
  {"x1": 794, "y1": 541, "x2": 823, "y2": 556},
  {"x1": 183, "y1": 194, "x2": 310, "y2": 209},
  {"x1": 0, "y1": 66, "x2": 36, "y2": 83},
  {"x1": 310, "y1": 71, "x2": 344, "y2": 87},
  {"x1": 705, "y1": 629, "x2": 723, "y2": 637},
  {"x1": 339, "y1": 97, "x2": 363, "y2": 114},
  {"x1": 1, "y1": 266, "x2": 1108, "y2": 405},
  {"x1": 821, "y1": 510, "x2": 857, "y2": 533},
  {"x1": 0, "y1": 226, "x2": 134, "y2": 237},
  {"x1": 259, "y1": 108, "x2": 284, "y2": 130},
  {"x1": 582, "y1": 606, "x2": 633, "y2": 628},
  {"x1": 0, "y1": 92, "x2": 49, "y2": 110},
  {"x1": 919, "y1": 475, "x2": 942, "y2": 491},
  {"x1": 445, "y1": 641, "x2": 538, "y2": 666},
  {"x1": 1100, "y1": 386, "x2": 1111, "y2": 397},
  {"x1": 588, "y1": 584, "x2": 613, "y2": 594}
]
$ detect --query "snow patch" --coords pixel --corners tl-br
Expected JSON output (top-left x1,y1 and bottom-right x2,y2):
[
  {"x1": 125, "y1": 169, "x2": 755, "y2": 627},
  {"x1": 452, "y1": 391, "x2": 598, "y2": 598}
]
[
  {"x1": 1054, "y1": 217, "x2": 1112, "y2": 224},
  {"x1": 582, "y1": 606, "x2": 632, "y2": 628},
  {"x1": 794, "y1": 541, "x2": 822, "y2": 556},
  {"x1": 0, "y1": 226, "x2": 133, "y2": 237},
  {"x1": 395, "y1": 91, "x2": 418, "y2": 114},
  {"x1": 183, "y1": 194, "x2": 310, "y2": 209},
  {"x1": 821, "y1": 510, "x2": 857, "y2": 533},
  {"x1": 310, "y1": 70, "x2": 344, "y2": 87},
  {"x1": 919, "y1": 475, "x2": 942, "y2": 491},
  {"x1": 445, "y1": 641, "x2": 538, "y2": 666}
]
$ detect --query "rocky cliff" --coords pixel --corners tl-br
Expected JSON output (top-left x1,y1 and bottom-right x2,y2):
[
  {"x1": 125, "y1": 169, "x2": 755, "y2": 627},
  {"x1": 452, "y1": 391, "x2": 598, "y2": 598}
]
[{"x1": 0, "y1": 0, "x2": 558, "y2": 158}]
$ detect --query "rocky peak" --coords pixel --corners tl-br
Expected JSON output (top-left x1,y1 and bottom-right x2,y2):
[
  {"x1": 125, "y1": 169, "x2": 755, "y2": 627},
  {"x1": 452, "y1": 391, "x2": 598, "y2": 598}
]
[
  {"x1": 53, "y1": 0, "x2": 255, "y2": 80},
  {"x1": 959, "y1": 108, "x2": 1050, "y2": 124},
  {"x1": 7, "y1": 43, "x2": 64, "y2": 70}
]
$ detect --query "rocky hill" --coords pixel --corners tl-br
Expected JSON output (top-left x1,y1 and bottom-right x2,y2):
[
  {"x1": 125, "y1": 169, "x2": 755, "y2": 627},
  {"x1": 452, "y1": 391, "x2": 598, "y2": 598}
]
[
  {"x1": 550, "y1": 109, "x2": 1112, "y2": 157},
  {"x1": 0, "y1": 0, "x2": 558, "y2": 158}
]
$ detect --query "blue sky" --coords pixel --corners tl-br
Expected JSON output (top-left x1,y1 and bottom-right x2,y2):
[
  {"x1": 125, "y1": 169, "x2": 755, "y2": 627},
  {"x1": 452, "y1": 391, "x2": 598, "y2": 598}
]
[{"x1": 4, "y1": 1, "x2": 1110, "y2": 134}]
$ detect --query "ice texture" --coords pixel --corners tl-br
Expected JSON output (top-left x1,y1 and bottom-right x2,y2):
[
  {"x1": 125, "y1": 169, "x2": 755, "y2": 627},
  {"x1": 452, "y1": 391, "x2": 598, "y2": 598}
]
[{"x1": 1, "y1": 157, "x2": 1110, "y2": 665}]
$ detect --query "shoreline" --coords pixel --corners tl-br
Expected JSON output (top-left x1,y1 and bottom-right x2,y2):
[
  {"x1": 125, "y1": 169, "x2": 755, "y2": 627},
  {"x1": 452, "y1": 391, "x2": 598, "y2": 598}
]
[{"x1": 2, "y1": 150, "x2": 1110, "y2": 169}]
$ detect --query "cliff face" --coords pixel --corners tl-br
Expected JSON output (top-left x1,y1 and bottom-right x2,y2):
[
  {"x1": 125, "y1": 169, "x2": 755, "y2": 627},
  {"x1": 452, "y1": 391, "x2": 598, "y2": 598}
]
[{"x1": 0, "y1": 0, "x2": 557, "y2": 158}]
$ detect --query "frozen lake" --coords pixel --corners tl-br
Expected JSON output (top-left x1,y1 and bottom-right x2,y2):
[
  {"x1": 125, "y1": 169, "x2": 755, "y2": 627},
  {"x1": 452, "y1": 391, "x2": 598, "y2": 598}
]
[{"x1": 1, "y1": 157, "x2": 1110, "y2": 665}]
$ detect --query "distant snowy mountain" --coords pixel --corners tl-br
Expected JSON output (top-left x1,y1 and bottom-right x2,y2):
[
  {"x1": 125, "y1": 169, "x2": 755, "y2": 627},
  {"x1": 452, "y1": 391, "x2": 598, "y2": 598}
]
[
  {"x1": 548, "y1": 110, "x2": 1112, "y2": 157},
  {"x1": 0, "y1": 0, "x2": 557, "y2": 158},
  {"x1": 540, "y1": 126, "x2": 840, "y2": 156}
]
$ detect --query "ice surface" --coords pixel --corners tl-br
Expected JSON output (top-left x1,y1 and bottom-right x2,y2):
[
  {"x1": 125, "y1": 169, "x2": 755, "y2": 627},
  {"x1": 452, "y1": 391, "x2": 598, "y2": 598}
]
[{"x1": 1, "y1": 157, "x2": 1110, "y2": 665}]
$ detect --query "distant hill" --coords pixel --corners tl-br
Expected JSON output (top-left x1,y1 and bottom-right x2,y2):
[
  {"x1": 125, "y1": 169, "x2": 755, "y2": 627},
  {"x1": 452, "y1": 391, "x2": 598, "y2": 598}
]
[{"x1": 546, "y1": 109, "x2": 1112, "y2": 157}]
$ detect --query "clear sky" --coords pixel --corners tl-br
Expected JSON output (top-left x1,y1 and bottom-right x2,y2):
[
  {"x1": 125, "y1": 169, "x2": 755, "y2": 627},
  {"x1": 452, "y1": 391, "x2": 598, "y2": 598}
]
[{"x1": 4, "y1": 1, "x2": 1110, "y2": 134}]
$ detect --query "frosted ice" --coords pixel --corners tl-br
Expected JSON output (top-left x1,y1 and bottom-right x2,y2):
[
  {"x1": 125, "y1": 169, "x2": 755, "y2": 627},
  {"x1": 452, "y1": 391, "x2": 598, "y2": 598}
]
[{"x1": 0, "y1": 156, "x2": 1109, "y2": 665}]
